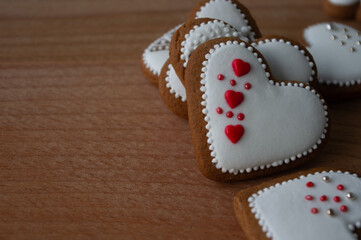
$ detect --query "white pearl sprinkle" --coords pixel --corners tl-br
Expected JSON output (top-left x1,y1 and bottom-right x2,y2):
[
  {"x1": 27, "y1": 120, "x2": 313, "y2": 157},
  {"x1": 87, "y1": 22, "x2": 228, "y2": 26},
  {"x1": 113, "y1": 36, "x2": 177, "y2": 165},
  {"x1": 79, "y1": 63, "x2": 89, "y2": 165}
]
[{"x1": 326, "y1": 23, "x2": 333, "y2": 30}]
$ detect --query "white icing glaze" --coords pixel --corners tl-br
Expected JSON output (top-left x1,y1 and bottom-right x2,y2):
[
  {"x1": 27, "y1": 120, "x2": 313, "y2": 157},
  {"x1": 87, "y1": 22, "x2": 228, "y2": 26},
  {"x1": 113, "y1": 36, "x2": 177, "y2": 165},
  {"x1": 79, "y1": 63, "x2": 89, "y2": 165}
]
[
  {"x1": 195, "y1": 0, "x2": 257, "y2": 40},
  {"x1": 304, "y1": 22, "x2": 361, "y2": 86},
  {"x1": 249, "y1": 170, "x2": 361, "y2": 240},
  {"x1": 181, "y1": 20, "x2": 246, "y2": 67},
  {"x1": 142, "y1": 25, "x2": 180, "y2": 76},
  {"x1": 253, "y1": 39, "x2": 315, "y2": 83},
  {"x1": 165, "y1": 63, "x2": 187, "y2": 101},
  {"x1": 200, "y1": 41, "x2": 328, "y2": 173},
  {"x1": 328, "y1": 0, "x2": 359, "y2": 6}
]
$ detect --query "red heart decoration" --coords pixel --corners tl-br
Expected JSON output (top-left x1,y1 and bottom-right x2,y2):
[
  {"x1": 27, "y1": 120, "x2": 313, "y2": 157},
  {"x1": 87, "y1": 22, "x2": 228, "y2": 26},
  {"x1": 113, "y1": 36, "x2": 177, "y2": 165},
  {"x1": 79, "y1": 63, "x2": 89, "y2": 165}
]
[
  {"x1": 225, "y1": 90, "x2": 244, "y2": 109},
  {"x1": 225, "y1": 125, "x2": 244, "y2": 144},
  {"x1": 232, "y1": 59, "x2": 251, "y2": 77}
]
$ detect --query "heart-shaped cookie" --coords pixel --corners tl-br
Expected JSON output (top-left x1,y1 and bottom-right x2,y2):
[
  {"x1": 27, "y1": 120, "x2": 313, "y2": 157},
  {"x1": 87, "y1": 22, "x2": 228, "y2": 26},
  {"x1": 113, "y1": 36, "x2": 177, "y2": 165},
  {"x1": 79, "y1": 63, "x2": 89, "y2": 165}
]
[
  {"x1": 235, "y1": 168, "x2": 361, "y2": 240},
  {"x1": 304, "y1": 22, "x2": 361, "y2": 99},
  {"x1": 185, "y1": 38, "x2": 329, "y2": 181},
  {"x1": 160, "y1": 35, "x2": 316, "y2": 119}
]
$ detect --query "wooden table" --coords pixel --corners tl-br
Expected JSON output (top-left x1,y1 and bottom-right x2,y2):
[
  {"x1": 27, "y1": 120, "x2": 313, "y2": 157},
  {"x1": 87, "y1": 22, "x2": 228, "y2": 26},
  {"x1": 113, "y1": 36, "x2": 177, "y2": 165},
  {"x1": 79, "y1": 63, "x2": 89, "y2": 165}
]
[{"x1": 1, "y1": 0, "x2": 360, "y2": 239}]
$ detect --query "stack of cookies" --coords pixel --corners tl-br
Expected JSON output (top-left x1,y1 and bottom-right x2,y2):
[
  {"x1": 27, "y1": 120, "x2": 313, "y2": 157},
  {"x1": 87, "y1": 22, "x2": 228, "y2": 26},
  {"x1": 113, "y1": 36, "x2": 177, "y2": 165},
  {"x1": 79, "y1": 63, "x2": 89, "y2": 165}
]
[{"x1": 140, "y1": 1, "x2": 361, "y2": 239}]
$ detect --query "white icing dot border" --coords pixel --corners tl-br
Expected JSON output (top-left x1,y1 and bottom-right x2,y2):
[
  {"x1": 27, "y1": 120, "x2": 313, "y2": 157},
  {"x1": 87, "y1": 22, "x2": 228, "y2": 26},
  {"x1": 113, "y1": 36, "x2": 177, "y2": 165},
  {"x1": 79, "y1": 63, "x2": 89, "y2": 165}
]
[
  {"x1": 180, "y1": 19, "x2": 244, "y2": 68},
  {"x1": 251, "y1": 38, "x2": 317, "y2": 82},
  {"x1": 195, "y1": 0, "x2": 257, "y2": 40},
  {"x1": 200, "y1": 40, "x2": 329, "y2": 175},
  {"x1": 142, "y1": 25, "x2": 181, "y2": 76},
  {"x1": 319, "y1": 78, "x2": 361, "y2": 87},
  {"x1": 247, "y1": 170, "x2": 361, "y2": 239},
  {"x1": 165, "y1": 63, "x2": 187, "y2": 102}
]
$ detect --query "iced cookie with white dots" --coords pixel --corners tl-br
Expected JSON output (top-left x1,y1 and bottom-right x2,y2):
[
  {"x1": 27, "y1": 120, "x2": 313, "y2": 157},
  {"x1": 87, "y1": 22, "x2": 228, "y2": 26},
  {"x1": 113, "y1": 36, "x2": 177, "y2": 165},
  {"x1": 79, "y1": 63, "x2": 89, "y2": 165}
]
[
  {"x1": 187, "y1": 0, "x2": 261, "y2": 41},
  {"x1": 324, "y1": 0, "x2": 360, "y2": 19},
  {"x1": 304, "y1": 22, "x2": 361, "y2": 99},
  {"x1": 184, "y1": 37, "x2": 329, "y2": 181},
  {"x1": 234, "y1": 168, "x2": 361, "y2": 240},
  {"x1": 141, "y1": 25, "x2": 181, "y2": 85}
]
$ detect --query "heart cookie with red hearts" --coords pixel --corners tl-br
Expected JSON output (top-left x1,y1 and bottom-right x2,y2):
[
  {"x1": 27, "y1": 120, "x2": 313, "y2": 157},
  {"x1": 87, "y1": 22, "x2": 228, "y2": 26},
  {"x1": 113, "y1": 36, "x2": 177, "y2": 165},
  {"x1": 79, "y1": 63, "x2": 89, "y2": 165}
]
[
  {"x1": 184, "y1": 38, "x2": 329, "y2": 181},
  {"x1": 235, "y1": 168, "x2": 361, "y2": 240}
]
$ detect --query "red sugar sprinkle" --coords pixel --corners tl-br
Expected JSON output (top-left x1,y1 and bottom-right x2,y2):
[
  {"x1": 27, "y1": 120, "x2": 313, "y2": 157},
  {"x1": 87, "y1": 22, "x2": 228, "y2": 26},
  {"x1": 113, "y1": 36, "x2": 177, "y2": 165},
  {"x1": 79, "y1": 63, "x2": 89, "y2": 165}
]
[
  {"x1": 237, "y1": 113, "x2": 245, "y2": 121},
  {"x1": 306, "y1": 182, "x2": 314, "y2": 188},
  {"x1": 230, "y1": 80, "x2": 236, "y2": 86},
  {"x1": 320, "y1": 195, "x2": 328, "y2": 201},
  {"x1": 337, "y1": 184, "x2": 344, "y2": 191},
  {"x1": 311, "y1": 208, "x2": 318, "y2": 214},
  {"x1": 217, "y1": 74, "x2": 225, "y2": 80},
  {"x1": 226, "y1": 111, "x2": 234, "y2": 118},
  {"x1": 340, "y1": 205, "x2": 348, "y2": 212},
  {"x1": 333, "y1": 196, "x2": 341, "y2": 202},
  {"x1": 244, "y1": 82, "x2": 252, "y2": 90},
  {"x1": 216, "y1": 107, "x2": 223, "y2": 114},
  {"x1": 305, "y1": 195, "x2": 314, "y2": 201}
]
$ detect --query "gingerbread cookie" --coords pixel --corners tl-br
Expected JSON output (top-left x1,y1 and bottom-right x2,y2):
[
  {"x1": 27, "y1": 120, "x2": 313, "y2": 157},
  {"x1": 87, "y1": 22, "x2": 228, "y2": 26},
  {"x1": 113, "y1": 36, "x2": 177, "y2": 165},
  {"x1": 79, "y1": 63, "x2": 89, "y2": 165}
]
[
  {"x1": 324, "y1": 0, "x2": 360, "y2": 19},
  {"x1": 141, "y1": 25, "x2": 180, "y2": 85},
  {"x1": 160, "y1": 36, "x2": 316, "y2": 119},
  {"x1": 187, "y1": 0, "x2": 261, "y2": 41},
  {"x1": 185, "y1": 38, "x2": 329, "y2": 181},
  {"x1": 304, "y1": 22, "x2": 361, "y2": 99},
  {"x1": 234, "y1": 168, "x2": 361, "y2": 240}
]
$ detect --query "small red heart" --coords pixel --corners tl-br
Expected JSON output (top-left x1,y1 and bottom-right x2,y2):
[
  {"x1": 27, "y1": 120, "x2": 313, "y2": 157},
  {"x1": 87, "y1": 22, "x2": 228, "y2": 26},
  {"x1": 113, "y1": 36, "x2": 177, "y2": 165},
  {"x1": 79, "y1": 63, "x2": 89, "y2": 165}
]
[
  {"x1": 225, "y1": 125, "x2": 244, "y2": 144},
  {"x1": 225, "y1": 90, "x2": 244, "y2": 109},
  {"x1": 232, "y1": 59, "x2": 251, "y2": 77}
]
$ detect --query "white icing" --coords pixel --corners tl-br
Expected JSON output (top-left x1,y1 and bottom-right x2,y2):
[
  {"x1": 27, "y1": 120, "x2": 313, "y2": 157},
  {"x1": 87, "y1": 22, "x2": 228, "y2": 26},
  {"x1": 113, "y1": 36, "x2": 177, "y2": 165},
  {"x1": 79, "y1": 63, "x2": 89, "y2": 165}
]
[
  {"x1": 200, "y1": 41, "x2": 328, "y2": 173},
  {"x1": 253, "y1": 39, "x2": 315, "y2": 83},
  {"x1": 142, "y1": 25, "x2": 180, "y2": 76},
  {"x1": 249, "y1": 171, "x2": 361, "y2": 240},
  {"x1": 165, "y1": 63, "x2": 187, "y2": 101},
  {"x1": 195, "y1": 0, "x2": 257, "y2": 40},
  {"x1": 328, "y1": 0, "x2": 359, "y2": 6},
  {"x1": 143, "y1": 50, "x2": 169, "y2": 75},
  {"x1": 304, "y1": 22, "x2": 361, "y2": 86},
  {"x1": 181, "y1": 20, "x2": 246, "y2": 67}
]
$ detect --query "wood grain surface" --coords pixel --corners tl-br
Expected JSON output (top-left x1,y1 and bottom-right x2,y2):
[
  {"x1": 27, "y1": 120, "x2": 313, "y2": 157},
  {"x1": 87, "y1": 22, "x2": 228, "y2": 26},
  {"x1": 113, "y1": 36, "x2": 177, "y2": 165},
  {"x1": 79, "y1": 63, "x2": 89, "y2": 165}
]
[{"x1": 0, "y1": 0, "x2": 360, "y2": 239}]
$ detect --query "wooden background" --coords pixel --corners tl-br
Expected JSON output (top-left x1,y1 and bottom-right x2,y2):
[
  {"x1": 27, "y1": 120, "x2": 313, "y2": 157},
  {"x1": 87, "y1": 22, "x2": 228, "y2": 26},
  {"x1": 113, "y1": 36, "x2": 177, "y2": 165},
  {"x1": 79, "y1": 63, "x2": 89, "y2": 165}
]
[{"x1": 0, "y1": 0, "x2": 360, "y2": 239}]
